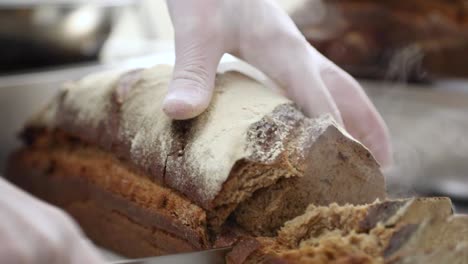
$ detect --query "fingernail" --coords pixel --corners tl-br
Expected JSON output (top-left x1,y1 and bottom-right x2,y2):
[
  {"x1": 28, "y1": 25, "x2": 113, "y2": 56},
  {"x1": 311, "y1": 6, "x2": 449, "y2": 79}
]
[{"x1": 163, "y1": 89, "x2": 205, "y2": 120}]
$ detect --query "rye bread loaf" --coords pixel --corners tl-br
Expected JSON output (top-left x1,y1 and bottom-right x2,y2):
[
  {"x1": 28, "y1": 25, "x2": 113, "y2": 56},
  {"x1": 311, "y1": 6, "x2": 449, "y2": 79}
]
[{"x1": 7, "y1": 65, "x2": 385, "y2": 257}]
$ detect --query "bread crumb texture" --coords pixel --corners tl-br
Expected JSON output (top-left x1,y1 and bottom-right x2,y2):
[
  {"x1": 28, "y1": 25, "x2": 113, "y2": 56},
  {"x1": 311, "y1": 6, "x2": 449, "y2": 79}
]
[{"x1": 228, "y1": 197, "x2": 468, "y2": 264}]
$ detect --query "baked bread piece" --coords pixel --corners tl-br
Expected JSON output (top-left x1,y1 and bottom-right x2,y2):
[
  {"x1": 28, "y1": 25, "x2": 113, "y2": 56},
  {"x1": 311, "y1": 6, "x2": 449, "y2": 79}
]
[
  {"x1": 292, "y1": 0, "x2": 468, "y2": 81},
  {"x1": 228, "y1": 197, "x2": 468, "y2": 264},
  {"x1": 7, "y1": 131, "x2": 210, "y2": 257},
  {"x1": 7, "y1": 65, "x2": 385, "y2": 257}
]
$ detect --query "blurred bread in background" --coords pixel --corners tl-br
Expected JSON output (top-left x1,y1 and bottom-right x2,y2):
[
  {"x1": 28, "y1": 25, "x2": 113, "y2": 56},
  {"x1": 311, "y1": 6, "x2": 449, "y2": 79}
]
[{"x1": 292, "y1": 0, "x2": 468, "y2": 82}]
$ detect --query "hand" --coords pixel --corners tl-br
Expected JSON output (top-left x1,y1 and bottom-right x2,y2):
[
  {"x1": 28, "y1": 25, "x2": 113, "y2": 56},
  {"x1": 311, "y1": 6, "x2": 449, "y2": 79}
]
[
  {"x1": 0, "y1": 178, "x2": 103, "y2": 264},
  {"x1": 163, "y1": 0, "x2": 392, "y2": 168}
]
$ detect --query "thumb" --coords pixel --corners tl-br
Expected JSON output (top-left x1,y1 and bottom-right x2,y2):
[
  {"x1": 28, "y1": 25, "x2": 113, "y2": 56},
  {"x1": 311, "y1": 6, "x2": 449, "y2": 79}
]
[{"x1": 163, "y1": 1, "x2": 224, "y2": 120}]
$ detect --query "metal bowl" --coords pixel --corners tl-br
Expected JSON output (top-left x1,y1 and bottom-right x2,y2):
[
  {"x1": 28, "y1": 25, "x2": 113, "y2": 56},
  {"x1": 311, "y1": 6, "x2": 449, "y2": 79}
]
[{"x1": 0, "y1": 0, "x2": 136, "y2": 73}]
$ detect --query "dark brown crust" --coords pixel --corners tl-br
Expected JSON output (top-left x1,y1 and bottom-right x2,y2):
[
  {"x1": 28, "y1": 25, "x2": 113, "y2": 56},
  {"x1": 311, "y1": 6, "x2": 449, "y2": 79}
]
[
  {"x1": 234, "y1": 124, "x2": 386, "y2": 236},
  {"x1": 209, "y1": 104, "x2": 312, "y2": 230},
  {"x1": 6, "y1": 132, "x2": 212, "y2": 256}
]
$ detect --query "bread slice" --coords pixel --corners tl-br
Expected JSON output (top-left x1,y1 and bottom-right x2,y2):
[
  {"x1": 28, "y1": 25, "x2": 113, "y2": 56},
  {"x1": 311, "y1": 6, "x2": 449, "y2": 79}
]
[
  {"x1": 227, "y1": 197, "x2": 466, "y2": 264},
  {"x1": 7, "y1": 65, "x2": 385, "y2": 257},
  {"x1": 7, "y1": 131, "x2": 211, "y2": 257}
]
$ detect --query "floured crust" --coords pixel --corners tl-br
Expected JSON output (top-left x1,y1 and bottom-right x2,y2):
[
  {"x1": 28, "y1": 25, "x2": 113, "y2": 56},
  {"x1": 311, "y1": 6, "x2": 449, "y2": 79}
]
[{"x1": 31, "y1": 65, "x2": 305, "y2": 208}]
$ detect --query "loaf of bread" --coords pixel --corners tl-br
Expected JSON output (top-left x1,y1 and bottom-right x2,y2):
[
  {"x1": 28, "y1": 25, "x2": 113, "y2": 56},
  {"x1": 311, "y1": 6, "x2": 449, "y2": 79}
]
[
  {"x1": 6, "y1": 65, "x2": 385, "y2": 257},
  {"x1": 292, "y1": 0, "x2": 468, "y2": 81},
  {"x1": 228, "y1": 197, "x2": 468, "y2": 264}
]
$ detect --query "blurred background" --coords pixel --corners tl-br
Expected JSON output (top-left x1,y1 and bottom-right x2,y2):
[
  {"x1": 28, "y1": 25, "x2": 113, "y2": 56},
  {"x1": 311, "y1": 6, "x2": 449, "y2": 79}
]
[{"x1": 0, "y1": 0, "x2": 467, "y2": 212}]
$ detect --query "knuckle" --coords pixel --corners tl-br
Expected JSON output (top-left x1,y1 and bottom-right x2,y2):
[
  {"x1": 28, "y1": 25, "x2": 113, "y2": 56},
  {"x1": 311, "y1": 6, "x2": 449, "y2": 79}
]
[
  {"x1": 177, "y1": 60, "x2": 209, "y2": 79},
  {"x1": 173, "y1": 62, "x2": 211, "y2": 91}
]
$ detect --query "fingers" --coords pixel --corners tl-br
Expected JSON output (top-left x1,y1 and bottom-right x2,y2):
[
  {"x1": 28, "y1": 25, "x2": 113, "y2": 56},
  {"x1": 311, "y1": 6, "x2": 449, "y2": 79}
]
[
  {"x1": 259, "y1": 44, "x2": 344, "y2": 125},
  {"x1": 235, "y1": 0, "x2": 343, "y2": 124},
  {"x1": 233, "y1": 0, "x2": 391, "y2": 168},
  {"x1": 165, "y1": 0, "x2": 391, "y2": 169},
  {"x1": 164, "y1": 0, "x2": 225, "y2": 120},
  {"x1": 70, "y1": 237, "x2": 104, "y2": 264},
  {"x1": 0, "y1": 178, "x2": 104, "y2": 264},
  {"x1": 319, "y1": 59, "x2": 393, "y2": 169},
  {"x1": 46, "y1": 206, "x2": 103, "y2": 264}
]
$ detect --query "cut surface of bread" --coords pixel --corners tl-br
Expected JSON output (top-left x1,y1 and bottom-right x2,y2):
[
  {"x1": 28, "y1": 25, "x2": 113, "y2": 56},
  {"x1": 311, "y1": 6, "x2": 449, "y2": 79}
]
[{"x1": 228, "y1": 197, "x2": 466, "y2": 264}]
